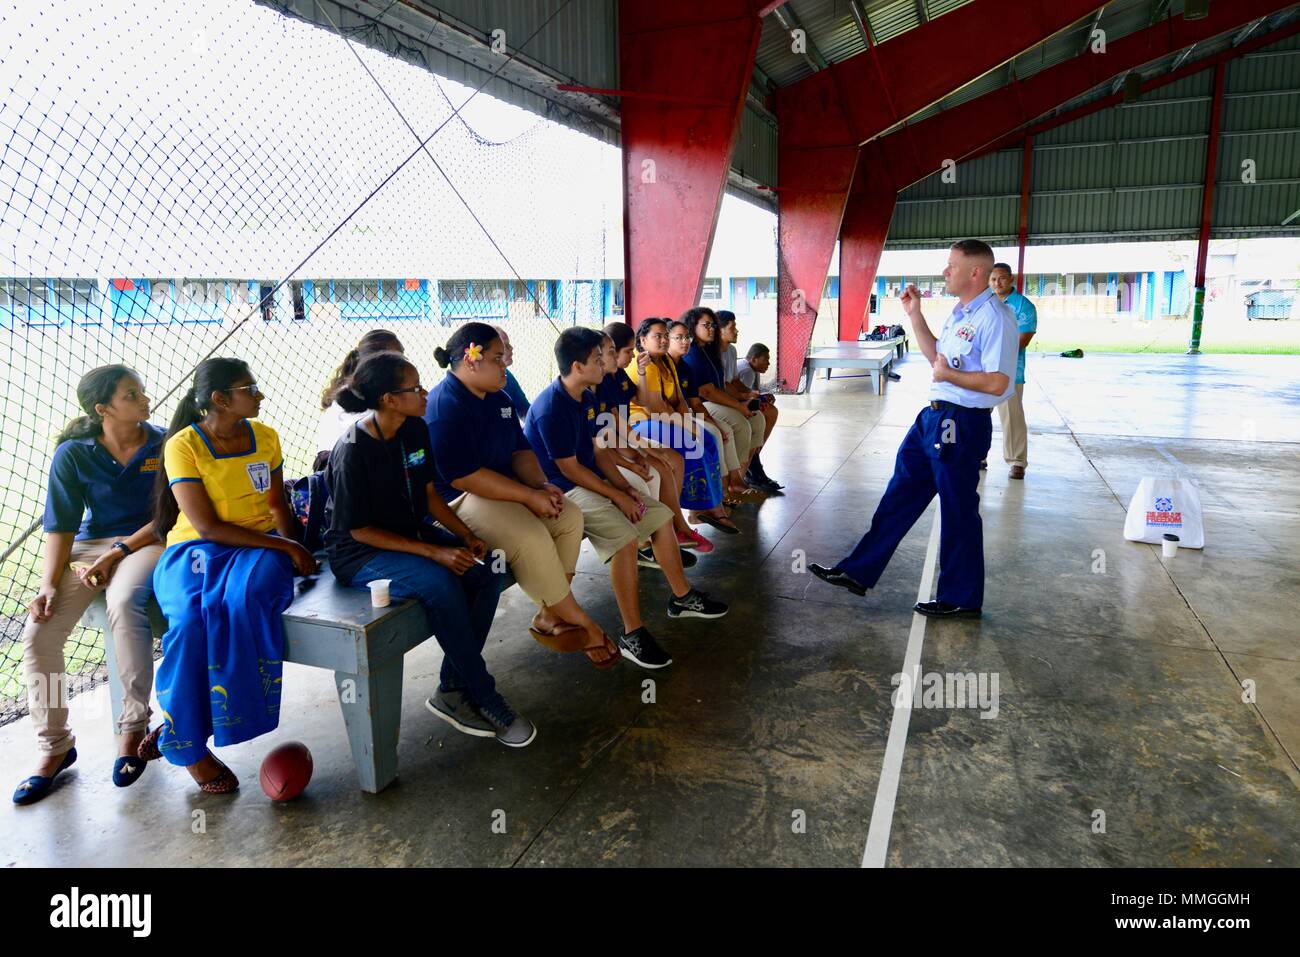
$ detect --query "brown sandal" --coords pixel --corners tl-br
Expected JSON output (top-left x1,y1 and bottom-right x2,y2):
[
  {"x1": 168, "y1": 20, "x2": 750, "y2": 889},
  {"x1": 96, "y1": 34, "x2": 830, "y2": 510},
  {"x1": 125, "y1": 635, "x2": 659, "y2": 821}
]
[
  {"x1": 528, "y1": 623, "x2": 591, "y2": 653},
  {"x1": 195, "y1": 753, "x2": 239, "y2": 794},
  {"x1": 581, "y1": 632, "x2": 621, "y2": 670},
  {"x1": 137, "y1": 724, "x2": 164, "y2": 762}
]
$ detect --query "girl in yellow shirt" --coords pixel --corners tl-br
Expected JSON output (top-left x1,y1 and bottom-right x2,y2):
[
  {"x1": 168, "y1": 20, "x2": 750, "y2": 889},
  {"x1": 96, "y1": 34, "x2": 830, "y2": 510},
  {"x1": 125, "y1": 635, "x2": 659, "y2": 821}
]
[
  {"x1": 625, "y1": 318, "x2": 735, "y2": 534},
  {"x1": 138, "y1": 358, "x2": 317, "y2": 793}
]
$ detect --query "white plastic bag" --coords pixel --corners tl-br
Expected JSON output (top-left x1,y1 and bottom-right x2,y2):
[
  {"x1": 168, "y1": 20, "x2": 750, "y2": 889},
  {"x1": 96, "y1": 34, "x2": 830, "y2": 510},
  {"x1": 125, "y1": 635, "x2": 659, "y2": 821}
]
[{"x1": 1123, "y1": 477, "x2": 1204, "y2": 549}]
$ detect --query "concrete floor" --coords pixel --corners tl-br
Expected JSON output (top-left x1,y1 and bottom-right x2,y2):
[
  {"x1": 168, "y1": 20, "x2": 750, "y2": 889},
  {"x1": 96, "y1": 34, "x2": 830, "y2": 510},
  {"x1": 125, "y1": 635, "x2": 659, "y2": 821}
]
[{"x1": 2, "y1": 353, "x2": 1297, "y2": 866}]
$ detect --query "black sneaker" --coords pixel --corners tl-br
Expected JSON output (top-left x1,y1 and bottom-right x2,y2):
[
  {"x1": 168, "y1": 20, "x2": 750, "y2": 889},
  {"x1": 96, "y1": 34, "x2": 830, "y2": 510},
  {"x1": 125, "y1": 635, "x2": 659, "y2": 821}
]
[
  {"x1": 746, "y1": 468, "x2": 784, "y2": 492},
  {"x1": 638, "y1": 545, "x2": 697, "y2": 570},
  {"x1": 617, "y1": 627, "x2": 672, "y2": 669},
  {"x1": 667, "y1": 588, "x2": 729, "y2": 619}
]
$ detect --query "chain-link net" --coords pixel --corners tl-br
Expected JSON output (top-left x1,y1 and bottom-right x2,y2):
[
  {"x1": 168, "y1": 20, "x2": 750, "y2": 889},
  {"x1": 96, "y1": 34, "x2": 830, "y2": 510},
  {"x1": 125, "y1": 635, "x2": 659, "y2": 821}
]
[{"x1": 0, "y1": 0, "x2": 626, "y2": 724}]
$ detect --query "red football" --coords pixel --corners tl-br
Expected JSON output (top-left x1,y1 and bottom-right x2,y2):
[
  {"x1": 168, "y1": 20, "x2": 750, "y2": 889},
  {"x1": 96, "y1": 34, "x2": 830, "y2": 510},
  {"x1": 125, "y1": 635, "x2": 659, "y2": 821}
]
[{"x1": 259, "y1": 741, "x2": 313, "y2": 801}]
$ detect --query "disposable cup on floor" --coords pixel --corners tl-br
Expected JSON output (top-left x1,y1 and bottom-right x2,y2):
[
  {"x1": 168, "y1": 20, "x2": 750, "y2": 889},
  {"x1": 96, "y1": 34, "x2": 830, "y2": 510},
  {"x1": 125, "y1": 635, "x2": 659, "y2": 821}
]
[
  {"x1": 368, "y1": 579, "x2": 392, "y2": 607},
  {"x1": 1162, "y1": 534, "x2": 1180, "y2": 559}
]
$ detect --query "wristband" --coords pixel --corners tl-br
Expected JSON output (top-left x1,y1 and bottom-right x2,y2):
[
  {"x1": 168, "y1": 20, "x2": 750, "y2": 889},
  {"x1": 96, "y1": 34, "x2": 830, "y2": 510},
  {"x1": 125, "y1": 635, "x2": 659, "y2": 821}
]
[{"x1": 111, "y1": 541, "x2": 132, "y2": 558}]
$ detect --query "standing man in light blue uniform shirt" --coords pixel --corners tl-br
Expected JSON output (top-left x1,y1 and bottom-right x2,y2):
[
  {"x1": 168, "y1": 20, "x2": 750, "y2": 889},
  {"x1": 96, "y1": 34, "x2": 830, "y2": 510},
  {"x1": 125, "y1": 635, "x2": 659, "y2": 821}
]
[
  {"x1": 989, "y1": 263, "x2": 1037, "y2": 479},
  {"x1": 810, "y1": 239, "x2": 1018, "y2": 618}
]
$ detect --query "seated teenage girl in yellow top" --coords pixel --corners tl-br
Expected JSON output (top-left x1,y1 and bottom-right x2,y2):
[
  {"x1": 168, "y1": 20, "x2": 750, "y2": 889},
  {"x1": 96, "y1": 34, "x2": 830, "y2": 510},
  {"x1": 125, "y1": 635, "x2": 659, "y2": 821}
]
[
  {"x1": 625, "y1": 318, "x2": 736, "y2": 535},
  {"x1": 140, "y1": 358, "x2": 318, "y2": 793}
]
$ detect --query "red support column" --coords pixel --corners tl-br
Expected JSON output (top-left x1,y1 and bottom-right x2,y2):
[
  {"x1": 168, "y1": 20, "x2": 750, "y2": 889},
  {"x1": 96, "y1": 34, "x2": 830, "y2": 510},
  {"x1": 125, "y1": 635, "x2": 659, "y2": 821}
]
[
  {"x1": 1189, "y1": 61, "x2": 1227, "y2": 355},
  {"x1": 838, "y1": 148, "x2": 897, "y2": 341},
  {"x1": 1016, "y1": 136, "x2": 1033, "y2": 292},
  {"x1": 770, "y1": 0, "x2": 1101, "y2": 391},
  {"x1": 619, "y1": 1, "x2": 767, "y2": 324}
]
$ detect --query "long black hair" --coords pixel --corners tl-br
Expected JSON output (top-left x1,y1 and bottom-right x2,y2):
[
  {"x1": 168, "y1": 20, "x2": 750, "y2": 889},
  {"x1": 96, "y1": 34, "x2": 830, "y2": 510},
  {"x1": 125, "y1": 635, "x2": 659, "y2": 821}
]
[
  {"x1": 681, "y1": 306, "x2": 721, "y2": 363},
  {"x1": 433, "y1": 322, "x2": 499, "y2": 370},
  {"x1": 152, "y1": 357, "x2": 252, "y2": 539},
  {"x1": 321, "y1": 329, "x2": 402, "y2": 409},
  {"x1": 633, "y1": 317, "x2": 668, "y2": 353},
  {"x1": 603, "y1": 320, "x2": 634, "y2": 352},
  {"x1": 336, "y1": 351, "x2": 416, "y2": 413},
  {"x1": 55, "y1": 364, "x2": 138, "y2": 446}
]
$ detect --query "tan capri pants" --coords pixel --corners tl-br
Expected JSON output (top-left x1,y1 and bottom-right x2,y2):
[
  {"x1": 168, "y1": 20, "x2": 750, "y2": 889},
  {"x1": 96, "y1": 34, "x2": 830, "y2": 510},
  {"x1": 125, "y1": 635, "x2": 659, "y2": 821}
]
[
  {"x1": 22, "y1": 537, "x2": 163, "y2": 755},
  {"x1": 449, "y1": 492, "x2": 584, "y2": 608},
  {"x1": 565, "y1": 472, "x2": 673, "y2": 563},
  {"x1": 702, "y1": 403, "x2": 766, "y2": 472}
]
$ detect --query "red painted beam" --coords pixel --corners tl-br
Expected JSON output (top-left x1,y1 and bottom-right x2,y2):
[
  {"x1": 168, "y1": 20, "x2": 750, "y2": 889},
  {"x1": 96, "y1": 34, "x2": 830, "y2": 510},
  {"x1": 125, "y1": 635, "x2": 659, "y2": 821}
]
[
  {"x1": 619, "y1": 0, "x2": 768, "y2": 324},
  {"x1": 1194, "y1": 62, "x2": 1227, "y2": 290},
  {"x1": 770, "y1": 0, "x2": 1102, "y2": 390},
  {"x1": 966, "y1": 18, "x2": 1300, "y2": 164},
  {"x1": 838, "y1": 149, "x2": 898, "y2": 341},
  {"x1": 875, "y1": 0, "x2": 1292, "y2": 192},
  {"x1": 1017, "y1": 136, "x2": 1033, "y2": 292},
  {"x1": 772, "y1": 0, "x2": 1103, "y2": 151}
]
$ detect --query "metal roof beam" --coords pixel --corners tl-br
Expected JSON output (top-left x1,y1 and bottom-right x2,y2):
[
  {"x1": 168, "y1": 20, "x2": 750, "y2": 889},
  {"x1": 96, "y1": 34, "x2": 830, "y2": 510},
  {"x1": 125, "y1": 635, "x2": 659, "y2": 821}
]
[
  {"x1": 870, "y1": 0, "x2": 1296, "y2": 193},
  {"x1": 848, "y1": 0, "x2": 872, "y2": 47},
  {"x1": 965, "y1": 16, "x2": 1300, "y2": 162},
  {"x1": 914, "y1": 0, "x2": 929, "y2": 25},
  {"x1": 771, "y1": 2, "x2": 829, "y2": 72}
]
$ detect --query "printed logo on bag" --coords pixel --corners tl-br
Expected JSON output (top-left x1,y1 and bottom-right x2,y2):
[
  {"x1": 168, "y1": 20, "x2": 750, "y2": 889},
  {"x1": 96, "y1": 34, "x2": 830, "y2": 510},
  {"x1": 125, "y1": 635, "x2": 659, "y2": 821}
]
[
  {"x1": 1146, "y1": 496, "x2": 1182, "y2": 527},
  {"x1": 246, "y1": 461, "x2": 271, "y2": 493},
  {"x1": 405, "y1": 448, "x2": 426, "y2": 467}
]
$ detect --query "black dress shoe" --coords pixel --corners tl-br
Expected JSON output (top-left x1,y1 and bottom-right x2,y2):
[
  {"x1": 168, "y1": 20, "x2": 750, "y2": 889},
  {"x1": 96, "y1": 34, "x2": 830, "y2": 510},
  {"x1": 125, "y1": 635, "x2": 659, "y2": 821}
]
[
  {"x1": 913, "y1": 600, "x2": 981, "y2": 619},
  {"x1": 809, "y1": 563, "x2": 868, "y2": 597}
]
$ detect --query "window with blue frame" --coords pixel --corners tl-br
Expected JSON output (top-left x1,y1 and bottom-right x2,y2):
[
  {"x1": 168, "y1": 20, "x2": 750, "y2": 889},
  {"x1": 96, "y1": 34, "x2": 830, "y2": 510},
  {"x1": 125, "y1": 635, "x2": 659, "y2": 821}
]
[{"x1": 1, "y1": 279, "x2": 102, "y2": 327}]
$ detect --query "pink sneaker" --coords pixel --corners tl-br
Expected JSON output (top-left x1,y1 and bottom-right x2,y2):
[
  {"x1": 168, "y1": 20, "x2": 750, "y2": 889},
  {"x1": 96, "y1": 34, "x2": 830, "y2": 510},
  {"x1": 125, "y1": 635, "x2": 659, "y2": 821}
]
[{"x1": 677, "y1": 528, "x2": 714, "y2": 553}]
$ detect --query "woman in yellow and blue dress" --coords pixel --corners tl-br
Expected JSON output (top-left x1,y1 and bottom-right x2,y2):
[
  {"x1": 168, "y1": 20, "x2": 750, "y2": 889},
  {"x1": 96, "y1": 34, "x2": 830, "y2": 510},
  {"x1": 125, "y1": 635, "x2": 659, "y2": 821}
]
[{"x1": 139, "y1": 358, "x2": 318, "y2": 793}]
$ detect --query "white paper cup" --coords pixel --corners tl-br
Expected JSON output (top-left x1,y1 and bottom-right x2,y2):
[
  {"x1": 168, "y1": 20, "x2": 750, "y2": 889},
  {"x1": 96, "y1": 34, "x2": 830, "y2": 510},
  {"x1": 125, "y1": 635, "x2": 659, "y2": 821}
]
[
  {"x1": 1161, "y1": 534, "x2": 1180, "y2": 559},
  {"x1": 368, "y1": 579, "x2": 392, "y2": 607}
]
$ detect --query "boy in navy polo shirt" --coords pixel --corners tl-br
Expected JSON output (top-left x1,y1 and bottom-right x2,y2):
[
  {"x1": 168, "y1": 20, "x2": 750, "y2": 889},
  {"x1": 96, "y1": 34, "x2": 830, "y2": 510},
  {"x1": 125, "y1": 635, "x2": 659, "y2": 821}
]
[{"x1": 524, "y1": 328, "x2": 728, "y2": 669}]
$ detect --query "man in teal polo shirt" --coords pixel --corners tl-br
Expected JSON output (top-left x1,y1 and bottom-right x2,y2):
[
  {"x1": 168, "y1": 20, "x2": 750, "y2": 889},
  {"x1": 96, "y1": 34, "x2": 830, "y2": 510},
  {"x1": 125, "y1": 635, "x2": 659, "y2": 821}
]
[{"x1": 989, "y1": 263, "x2": 1037, "y2": 480}]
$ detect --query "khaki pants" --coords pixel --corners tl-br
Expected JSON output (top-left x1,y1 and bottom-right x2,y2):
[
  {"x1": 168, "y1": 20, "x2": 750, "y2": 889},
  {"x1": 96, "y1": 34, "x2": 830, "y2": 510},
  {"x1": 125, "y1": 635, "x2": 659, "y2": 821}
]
[
  {"x1": 997, "y1": 382, "x2": 1028, "y2": 468},
  {"x1": 449, "y1": 492, "x2": 583, "y2": 607},
  {"x1": 565, "y1": 472, "x2": 673, "y2": 563},
  {"x1": 704, "y1": 402, "x2": 765, "y2": 471},
  {"x1": 22, "y1": 537, "x2": 163, "y2": 755}
]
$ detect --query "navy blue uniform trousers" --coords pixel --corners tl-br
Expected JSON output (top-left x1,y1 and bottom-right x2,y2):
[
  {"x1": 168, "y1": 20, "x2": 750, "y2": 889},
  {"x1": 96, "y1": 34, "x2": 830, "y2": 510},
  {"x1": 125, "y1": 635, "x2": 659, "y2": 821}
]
[{"x1": 836, "y1": 402, "x2": 993, "y2": 609}]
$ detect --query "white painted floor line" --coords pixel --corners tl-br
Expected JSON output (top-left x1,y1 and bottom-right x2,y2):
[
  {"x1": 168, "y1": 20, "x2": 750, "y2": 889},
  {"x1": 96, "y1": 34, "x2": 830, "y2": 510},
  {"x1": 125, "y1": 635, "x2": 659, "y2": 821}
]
[{"x1": 861, "y1": 504, "x2": 942, "y2": 869}]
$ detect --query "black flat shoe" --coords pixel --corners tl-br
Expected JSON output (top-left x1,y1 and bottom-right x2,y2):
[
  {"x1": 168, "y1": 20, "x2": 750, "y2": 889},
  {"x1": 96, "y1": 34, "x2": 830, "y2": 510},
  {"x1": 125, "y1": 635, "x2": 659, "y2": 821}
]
[
  {"x1": 809, "y1": 563, "x2": 867, "y2": 597},
  {"x1": 913, "y1": 600, "x2": 982, "y2": 619}
]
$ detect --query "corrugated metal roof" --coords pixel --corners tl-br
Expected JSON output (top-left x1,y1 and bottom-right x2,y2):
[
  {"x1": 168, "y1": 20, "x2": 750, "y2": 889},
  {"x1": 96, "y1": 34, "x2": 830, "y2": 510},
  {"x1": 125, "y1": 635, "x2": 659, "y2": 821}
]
[{"x1": 888, "y1": 18, "x2": 1300, "y2": 248}]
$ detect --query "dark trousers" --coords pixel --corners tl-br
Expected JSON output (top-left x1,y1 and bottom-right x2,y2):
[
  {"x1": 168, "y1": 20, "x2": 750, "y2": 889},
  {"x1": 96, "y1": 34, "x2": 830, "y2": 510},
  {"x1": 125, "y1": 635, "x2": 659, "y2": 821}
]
[
  {"x1": 836, "y1": 403, "x2": 993, "y2": 609},
  {"x1": 350, "y1": 528, "x2": 506, "y2": 709}
]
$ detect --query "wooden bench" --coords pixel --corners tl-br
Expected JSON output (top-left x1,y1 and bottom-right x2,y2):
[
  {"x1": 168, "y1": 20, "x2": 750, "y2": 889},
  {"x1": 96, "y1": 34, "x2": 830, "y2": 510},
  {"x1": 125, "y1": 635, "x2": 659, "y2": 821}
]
[
  {"x1": 84, "y1": 566, "x2": 438, "y2": 794},
  {"x1": 803, "y1": 339, "x2": 905, "y2": 395}
]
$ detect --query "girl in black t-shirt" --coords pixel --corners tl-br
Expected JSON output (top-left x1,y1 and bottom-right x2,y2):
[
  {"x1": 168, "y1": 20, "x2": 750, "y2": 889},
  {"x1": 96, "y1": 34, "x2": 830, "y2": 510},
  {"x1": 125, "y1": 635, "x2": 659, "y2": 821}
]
[{"x1": 325, "y1": 352, "x2": 535, "y2": 748}]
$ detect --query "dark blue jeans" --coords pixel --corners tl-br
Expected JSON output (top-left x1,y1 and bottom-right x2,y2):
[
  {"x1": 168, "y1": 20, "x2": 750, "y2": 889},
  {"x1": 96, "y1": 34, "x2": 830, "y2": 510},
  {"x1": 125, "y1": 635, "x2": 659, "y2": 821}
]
[
  {"x1": 349, "y1": 528, "x2": 507, "y2": 710},
  {"x1": 836, "y1": 402, "x2": 993, "y2": 609}
]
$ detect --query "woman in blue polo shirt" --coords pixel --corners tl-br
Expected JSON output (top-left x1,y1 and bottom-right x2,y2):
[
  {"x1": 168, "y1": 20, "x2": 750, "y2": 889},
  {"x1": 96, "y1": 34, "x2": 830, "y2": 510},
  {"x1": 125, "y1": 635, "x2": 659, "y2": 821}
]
[
  {"x1": 424, "y1": 322, "x2": 618, "y2": 669},
  {"x1": 14, "y1": 365, "x2": 165, "y2": 805}
]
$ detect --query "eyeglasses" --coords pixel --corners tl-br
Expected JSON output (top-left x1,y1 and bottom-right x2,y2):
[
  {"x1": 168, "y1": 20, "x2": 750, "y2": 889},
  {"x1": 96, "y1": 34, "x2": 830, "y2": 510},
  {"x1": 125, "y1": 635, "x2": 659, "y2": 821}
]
[
  {"x1": 388, "y1": 385, "x2": 426, "y2": 395},
  {"x1": 229, "y1": 384, "x2": 263, "y2": 398}
]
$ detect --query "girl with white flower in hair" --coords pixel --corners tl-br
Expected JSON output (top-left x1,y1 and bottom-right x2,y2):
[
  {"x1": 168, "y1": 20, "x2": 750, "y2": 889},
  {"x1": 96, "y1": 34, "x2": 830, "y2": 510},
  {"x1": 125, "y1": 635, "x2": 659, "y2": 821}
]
[{"x1": 424, "y1": 323, "x2": 618, "y2": 669}]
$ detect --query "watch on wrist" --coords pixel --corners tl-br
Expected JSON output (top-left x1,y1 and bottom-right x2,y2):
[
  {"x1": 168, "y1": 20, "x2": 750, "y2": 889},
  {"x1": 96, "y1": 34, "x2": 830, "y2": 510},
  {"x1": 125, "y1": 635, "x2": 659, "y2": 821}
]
[{"x1": 111, "y1": 541, "x2": 132, "y2": 558}]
